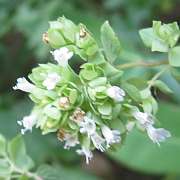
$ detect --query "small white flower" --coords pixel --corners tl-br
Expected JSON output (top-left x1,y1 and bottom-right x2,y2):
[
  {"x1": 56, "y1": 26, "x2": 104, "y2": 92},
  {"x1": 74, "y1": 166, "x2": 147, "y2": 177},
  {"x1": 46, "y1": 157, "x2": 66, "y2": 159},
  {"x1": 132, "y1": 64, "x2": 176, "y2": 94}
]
[
  {"x1": 13, "y1": 77, "x2": 35, "y2": 93},
  {"x1": 133, "y1": 111, "x2": 154, "y2": 128},
  {"x1": 106, "y1": 86, "x2": 125, "y2": 102},
  {"x1": 91, "y1": 133, "x2": 105, "y2": 152},
  {"x1": 43, "y1": 73, "x2": 61, "y2": 90},
  {"x1": 17, "y1": 114, "x2": 37, "y2": 135},
  {"x1": 51, "y1": 47, "x2": 73, "y2": 67},
  {"x1": 146, "y1": 125, "x2": 171, "y2": 145},
  {"x1": 126, "y1": 121, "x2": 135, "y2": 132},
  {"x1": 76, "y1": 146, "x2": 93, "y2": 164},
  {"x1": 101, "y1": 125, "x2": 121, "y2": 148},
  {"x1": 64, "y1": 133, "x2": 79, "y2": 149},
  {"x1": 79, "y1": 116, "x2": 96, "y2": 137}
]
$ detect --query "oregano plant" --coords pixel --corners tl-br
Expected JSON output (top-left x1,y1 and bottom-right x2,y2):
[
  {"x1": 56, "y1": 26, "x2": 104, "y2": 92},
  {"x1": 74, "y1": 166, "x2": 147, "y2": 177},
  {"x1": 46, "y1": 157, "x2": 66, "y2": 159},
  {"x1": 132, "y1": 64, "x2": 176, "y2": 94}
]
[{"x1": 13, "y1": 17, "x2": 180, "y2": 164}]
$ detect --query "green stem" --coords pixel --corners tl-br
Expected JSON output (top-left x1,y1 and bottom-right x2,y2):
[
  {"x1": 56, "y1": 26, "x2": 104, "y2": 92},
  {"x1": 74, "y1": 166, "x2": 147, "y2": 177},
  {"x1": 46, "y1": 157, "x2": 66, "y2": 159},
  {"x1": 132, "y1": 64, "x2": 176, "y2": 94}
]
[
  {"x1": 117, "y1": 60, "x2": 169, "y2": 69},
  {"x1": 6, "y1": 157, "x2": 42, "y2": 180},
  {"x1": 147, "y1": 66, "x2": 169, "y2": 89}
]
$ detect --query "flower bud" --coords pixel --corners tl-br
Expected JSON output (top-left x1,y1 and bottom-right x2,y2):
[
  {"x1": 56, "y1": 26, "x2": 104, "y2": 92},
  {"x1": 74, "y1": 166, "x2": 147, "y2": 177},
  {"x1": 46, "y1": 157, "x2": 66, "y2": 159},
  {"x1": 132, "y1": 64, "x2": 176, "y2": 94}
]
[
  {"x1": 42, "y1": 32, "x2": 49, "y2": 43},
  {"x1": 58, "y1": 97, "x2": 70, "y2": 109},
  {"x1": 70, "y1": 108, "x2": 85, "y2": 123}
]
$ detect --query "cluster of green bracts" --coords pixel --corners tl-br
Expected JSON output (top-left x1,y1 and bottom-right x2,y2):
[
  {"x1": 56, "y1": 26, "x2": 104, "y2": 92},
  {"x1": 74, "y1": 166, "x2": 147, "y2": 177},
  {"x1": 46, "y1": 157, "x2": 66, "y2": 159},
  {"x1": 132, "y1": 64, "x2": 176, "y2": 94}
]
[{"x1": 14, "y1": 17, "x2": 177, "y2": 163}]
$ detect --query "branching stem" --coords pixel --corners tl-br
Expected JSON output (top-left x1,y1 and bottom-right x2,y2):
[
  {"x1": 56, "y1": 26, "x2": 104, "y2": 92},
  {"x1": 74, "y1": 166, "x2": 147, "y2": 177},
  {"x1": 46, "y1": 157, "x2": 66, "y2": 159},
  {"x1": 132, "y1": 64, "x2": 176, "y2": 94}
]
[
  {"x1": 147, "y1": 66, "x2": 169, "y2": 88},
  {"x1": 6, "y1": 157, "x2": 42, "y2": 180},
  {"x1": 117, "y1": 60, "x2": 169, "y2": 69}
]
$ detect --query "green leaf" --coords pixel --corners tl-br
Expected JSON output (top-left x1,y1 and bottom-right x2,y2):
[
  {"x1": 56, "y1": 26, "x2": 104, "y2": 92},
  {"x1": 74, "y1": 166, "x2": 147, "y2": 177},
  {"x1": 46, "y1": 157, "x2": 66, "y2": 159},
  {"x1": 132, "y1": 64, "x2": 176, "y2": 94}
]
[
  {"x1": 142, "y1": 96, "x2": 158, "y2": 115},
  {"x1": 57, "y1": 16, "x2": 78, "y2": 43},
  {"x1": 37, "y1": 165, "x2": 99, "y2": 180},
  {"x1": 153, "y1": 80, "x2": 173, "y2": 94},
  {"x1": 122, "y1": 83, "x2": 142, "y2": 102},
  {"x1": 0, "y1": 159, "x2": 11, "y2": 178},
  {"x1": 139, "y1": 28, "x2": 154, "y2": 47},
  {"x1": 100, "y1": 62, "x2": 123, "y2": 85},
  {"x1": 0, "y1": 134, "x2": 6, "y2": 157},
  {"x1": 89, "y1": 77, "x2": 107, "y2": 87},
  {"x1": 169, "y1": 46, "x2": 180, "y2": 67},
  {"x1": 18, "y1": 175, "x2": 29, "y2": 180},
  {"x1": 101, "y1": 21, "x2": 121, "y2": 63},
  {"x1": 109, "y1": 102, "x2": 180, "y2": 174},
  {"x1": 8, "y1": 135, "x2": 34, "y2": 171},
  {"x1": 151, "y1": 38, "x2": 169, "y2": 52},
  {"x1": 47, "y1": 29, "x2": 66, "y2": 48},
  {"x1": 97, "y1": 102, "x2": 112, "y2": 116}
]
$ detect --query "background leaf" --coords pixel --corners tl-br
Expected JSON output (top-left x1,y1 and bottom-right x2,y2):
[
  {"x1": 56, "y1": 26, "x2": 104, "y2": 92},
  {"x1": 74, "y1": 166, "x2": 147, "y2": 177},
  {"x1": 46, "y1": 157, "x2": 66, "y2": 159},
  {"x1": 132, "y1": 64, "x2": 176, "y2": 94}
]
[
  {"x1": 37, "y1": 165, "x2": 100, "y2": 180},
  {"x1": 8, "y1": 135, "x2": 34, "y2": 171}
]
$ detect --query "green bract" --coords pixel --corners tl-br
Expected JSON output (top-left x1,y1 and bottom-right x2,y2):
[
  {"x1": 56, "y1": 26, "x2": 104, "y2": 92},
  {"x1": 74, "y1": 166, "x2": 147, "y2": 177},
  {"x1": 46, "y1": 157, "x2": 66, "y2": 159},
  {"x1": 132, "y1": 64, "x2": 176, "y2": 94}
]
[{"x1": 139, "y1": 21, "x2": 180, "y2": 52}]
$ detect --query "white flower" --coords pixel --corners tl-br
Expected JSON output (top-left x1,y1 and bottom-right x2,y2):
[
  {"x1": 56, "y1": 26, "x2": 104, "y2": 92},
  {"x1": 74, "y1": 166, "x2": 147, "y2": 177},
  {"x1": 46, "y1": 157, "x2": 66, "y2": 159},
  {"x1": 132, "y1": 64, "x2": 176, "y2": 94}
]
[
  {"x1": 91, "y1": 133, "x2": 105, "y2": 152},
  {"x1": 76, "y1": 146, "x2": 93, "y2": 164},
  {"x1": 51, "y1": 47, "x2": 73, "y2": 67},
  {"x1": 13, "y1": 77, "x2": 35, "y2": 93},
  {"x1": 42, "y1": 73, "x2": 61, "y2": 90},
  {"x1": 64, "y1": 134, "x2": 79, "y2": 149},
  {"x1": 101, "y1": 125, "x2": 121, "y2": 148},
  {"x1": 79, "y1": 116, "x2": 96, "y2": 137},
  {"x1": 133, "y1": 111, "x2": 154, "y2": 128},
  {"x1": 17, "y1": 114, "x2": 37, "y2": 135},
  {"x1": 106, "y1": 86, "x2": 125, "y2": 102},
  {"x1": 146, "y1": 125, "x2": 171, "y2": 145}
]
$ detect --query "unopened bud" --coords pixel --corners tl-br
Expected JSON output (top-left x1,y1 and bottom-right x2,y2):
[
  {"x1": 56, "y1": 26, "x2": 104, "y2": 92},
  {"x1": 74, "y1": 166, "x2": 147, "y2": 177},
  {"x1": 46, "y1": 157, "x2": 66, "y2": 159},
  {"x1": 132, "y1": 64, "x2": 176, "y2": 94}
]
[
  {"x1": 57, "y1": 129, "x2": 66, "y2": 141},
  {"x1": 79, "y1": 27, "x2": 87, "y2": 38},
  {"x1": 42, "y1": 32, "x2": 49, "y2": 43},
  {"x1": 70, "y1": 108, "x2": 85, "y2": 123},
  {"x1": 59, "y1": 97, "x2": 70, "y2": 109}
]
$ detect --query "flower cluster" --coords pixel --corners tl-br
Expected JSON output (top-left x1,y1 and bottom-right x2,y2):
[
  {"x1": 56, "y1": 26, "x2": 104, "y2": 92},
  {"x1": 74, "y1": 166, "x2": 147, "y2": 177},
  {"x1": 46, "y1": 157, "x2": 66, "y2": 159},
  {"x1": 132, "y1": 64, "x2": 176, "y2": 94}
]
[{"x1": 14, "y1": 17, "x2": 171, "y2": 164}]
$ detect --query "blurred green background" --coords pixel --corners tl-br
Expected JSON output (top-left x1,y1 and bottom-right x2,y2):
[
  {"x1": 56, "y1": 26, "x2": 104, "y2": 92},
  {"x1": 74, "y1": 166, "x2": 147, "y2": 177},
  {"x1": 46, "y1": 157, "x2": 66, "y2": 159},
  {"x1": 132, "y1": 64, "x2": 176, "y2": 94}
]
[{"x1": 0, "y1": 0, "x2": 180, "y2": 179}]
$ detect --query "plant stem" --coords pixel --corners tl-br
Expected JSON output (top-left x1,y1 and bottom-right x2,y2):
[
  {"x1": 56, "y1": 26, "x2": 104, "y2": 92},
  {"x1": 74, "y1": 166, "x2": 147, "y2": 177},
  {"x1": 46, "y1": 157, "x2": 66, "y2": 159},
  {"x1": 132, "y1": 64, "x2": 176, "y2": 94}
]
[
  {"x1": 147, "y1": 66, "x2": 169, "y2": 88},
  {"x1": 117, "y1": 60, "x2": 169, "y2": 69},
  {"x1": 6, "y1": 157, "x2": 42, "y2": 180}
]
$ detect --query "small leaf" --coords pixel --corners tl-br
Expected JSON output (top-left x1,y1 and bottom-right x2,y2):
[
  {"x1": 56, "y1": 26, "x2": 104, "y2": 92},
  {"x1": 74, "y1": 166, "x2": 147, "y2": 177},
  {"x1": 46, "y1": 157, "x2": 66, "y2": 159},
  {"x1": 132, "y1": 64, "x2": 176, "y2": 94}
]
[
  {"x1": 169, "y1": 46, "x2": 180, "y2": 67},
  {"x1": 47, "y1": 29, "x2": 66, "y2": 48},
  {"x1": 101, "y1": 21, "x2": 121, "y2": 63},
  {"x1": 122, "y1": 83, "x2": 142, "y2": 102},
  {"x1": 0, "y1": 159, "x2": 11, "y2": 178},
  {"x1": 36, "y1": 165, "x2": 61, "y2": 180},
  {"x1": 37, "y1": 165, "x2": 99, "y2": 180},
  {"x1": 151, "y1": 39, "x2": 169, "y2": 52},
  {"x1": 8, "y1": 135, "x2": 34, "y2": 171},
  {"x1": 153, "y1": 80, "x2": 173, "y2": 94},
  {"x1": 139, "y1": 28, "x2": 154, "y2": 47},
  {"x1": 89, "y1": 77, "x2": 107, "y2": 87},
  {"x1": 97, "y1": 102, "x2": 112, "y2": 116},
  {"x1": 18, "y1": 175, "x2": 29, "y2": 180}
]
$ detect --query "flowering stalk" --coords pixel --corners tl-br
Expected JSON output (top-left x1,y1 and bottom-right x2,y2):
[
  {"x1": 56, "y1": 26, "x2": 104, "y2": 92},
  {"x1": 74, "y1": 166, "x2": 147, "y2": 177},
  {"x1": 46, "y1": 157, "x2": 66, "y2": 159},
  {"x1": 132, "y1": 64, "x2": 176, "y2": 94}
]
[{"x1": 13, "y1": 17, "x2": 179, "y2": 164}]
